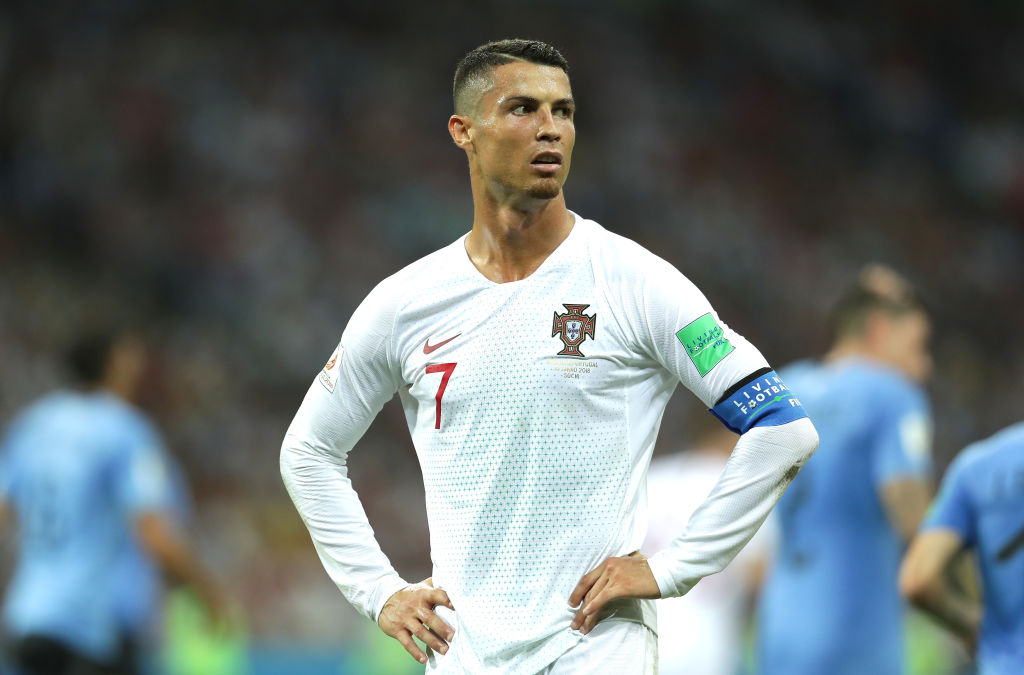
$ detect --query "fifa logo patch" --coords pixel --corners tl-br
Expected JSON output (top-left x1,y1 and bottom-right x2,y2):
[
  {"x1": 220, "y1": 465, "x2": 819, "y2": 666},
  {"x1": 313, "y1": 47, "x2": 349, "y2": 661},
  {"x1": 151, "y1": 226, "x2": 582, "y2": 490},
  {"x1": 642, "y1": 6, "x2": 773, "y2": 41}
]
[{"x1": 552, "y1": 304, "x2": 596, "y2": 358}]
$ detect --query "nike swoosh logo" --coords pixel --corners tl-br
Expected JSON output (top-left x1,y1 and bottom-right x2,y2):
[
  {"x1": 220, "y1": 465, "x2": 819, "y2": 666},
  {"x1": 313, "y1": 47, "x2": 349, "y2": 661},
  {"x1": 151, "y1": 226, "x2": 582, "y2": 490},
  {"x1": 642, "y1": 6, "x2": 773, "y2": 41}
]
[{"x1": 423, "y1": 333, "x2": 461, "y2": 354}]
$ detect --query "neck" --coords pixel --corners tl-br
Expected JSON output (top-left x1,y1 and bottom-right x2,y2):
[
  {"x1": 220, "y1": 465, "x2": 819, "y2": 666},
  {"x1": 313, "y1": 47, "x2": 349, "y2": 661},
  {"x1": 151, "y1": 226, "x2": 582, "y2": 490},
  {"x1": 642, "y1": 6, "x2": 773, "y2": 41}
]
[
  {"x1": 825, "y1": 340, "x2": 880, "y2": 366},
  {"x1": 465, "y1": 192, "x2": 574, "y2": 284},
  {"x1": 100, "y1": 376, "x2": 135, "y2": 404}
]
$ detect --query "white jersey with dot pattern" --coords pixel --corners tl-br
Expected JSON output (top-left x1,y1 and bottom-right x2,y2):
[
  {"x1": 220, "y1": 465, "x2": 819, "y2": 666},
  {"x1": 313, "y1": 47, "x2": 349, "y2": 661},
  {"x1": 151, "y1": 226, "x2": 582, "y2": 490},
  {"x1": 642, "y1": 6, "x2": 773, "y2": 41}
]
[{"x1": 282, "y1": 214, "x2": 771, "y2": 673}]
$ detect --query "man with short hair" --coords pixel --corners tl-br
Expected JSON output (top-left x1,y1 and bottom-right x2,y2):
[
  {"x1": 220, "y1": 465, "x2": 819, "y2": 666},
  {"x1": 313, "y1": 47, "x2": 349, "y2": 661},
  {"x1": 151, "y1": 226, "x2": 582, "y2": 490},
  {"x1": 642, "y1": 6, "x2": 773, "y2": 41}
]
[
  {"x1": 900, "y1": 422, "x2": 1024, "y2": 674},
  {"x1": 0, "y1": 330, "x2": 225, "y2": 675},
  {"x1": 756, "y1": 265, "x2": 934, "y2": 675},
  {"x1": 281, "y1": 38, "x2": 818, "y2": 673}
]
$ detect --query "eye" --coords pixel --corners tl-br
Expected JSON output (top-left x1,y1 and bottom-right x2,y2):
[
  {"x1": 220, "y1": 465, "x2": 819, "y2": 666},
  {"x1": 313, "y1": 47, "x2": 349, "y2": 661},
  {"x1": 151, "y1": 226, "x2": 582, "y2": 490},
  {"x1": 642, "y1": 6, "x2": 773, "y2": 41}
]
[
  {"x1": 555, "y1": 107, "x2": 574, "y2": 119},
  {"x1": 512, "y1": 104, "x2": 528, "y2": 115}
]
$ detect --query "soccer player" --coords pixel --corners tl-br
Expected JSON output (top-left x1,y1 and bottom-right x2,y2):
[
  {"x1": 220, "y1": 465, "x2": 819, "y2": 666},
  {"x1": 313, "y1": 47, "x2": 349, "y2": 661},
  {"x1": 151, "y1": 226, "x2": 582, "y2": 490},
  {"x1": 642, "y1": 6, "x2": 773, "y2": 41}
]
[
  {"x1": 281, "y1": 39, "x2": 819, "y2": 673},
  {"x1": 900, "y1": 422, "x2": 1024, "y2": 673},
  {"x1": 756, "y1": 266, "x2": 934, "y2": 675},
  {"x1": 0, "y1": 330, "x2": 226, "y2": 675}
]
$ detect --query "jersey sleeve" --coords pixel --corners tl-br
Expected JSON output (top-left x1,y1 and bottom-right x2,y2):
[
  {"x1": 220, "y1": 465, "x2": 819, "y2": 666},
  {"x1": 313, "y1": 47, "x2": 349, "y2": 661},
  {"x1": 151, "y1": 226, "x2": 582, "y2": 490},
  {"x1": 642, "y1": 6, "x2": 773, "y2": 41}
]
[
  {"x1": 647, "y1": 418, "x2": 819, "y2": 597},
  {"x1": 630, "y1": 254, "x2": 770, "y2": 406},
  {"x1": 111, "y1": 417, "x2": 174, "y2": 517},
  {"x1": 614, "y1": 243, "x2": 818, "y2": 597},
  {"x1": 922, "y1": 451, "x2": 976, "y2": 546},
  {"x1": 871, "y1": 378, "x2": 933, "y2": 487},
  {"x1": 280, "y1": 278, "x2": 409, "y2": 622}
]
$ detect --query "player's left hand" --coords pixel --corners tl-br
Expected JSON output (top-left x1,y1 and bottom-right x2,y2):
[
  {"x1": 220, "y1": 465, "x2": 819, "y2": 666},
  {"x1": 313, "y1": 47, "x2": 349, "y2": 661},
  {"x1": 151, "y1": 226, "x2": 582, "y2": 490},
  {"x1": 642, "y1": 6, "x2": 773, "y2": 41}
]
[{"x1": 569, "y1": 551, "x2": 660, "y2": 635}]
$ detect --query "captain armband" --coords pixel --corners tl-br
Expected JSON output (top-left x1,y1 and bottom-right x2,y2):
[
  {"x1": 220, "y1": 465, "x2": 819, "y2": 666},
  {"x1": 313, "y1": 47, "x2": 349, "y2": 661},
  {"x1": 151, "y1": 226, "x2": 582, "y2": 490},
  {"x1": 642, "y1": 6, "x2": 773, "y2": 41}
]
[{"x1": 710, "y1": 368, "x2": 808, "y2": 434}]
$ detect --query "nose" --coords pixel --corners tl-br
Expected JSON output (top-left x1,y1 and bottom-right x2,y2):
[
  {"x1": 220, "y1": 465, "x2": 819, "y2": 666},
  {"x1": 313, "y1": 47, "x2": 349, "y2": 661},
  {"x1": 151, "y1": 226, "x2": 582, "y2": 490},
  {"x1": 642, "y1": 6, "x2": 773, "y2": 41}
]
[{"x1": 536, "y1": 108, "x2": 561, "y2": 142}]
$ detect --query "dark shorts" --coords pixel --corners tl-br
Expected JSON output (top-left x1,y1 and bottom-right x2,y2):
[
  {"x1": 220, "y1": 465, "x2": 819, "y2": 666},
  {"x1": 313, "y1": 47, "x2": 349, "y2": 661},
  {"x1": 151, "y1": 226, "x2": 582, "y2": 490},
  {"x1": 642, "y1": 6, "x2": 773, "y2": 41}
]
[
  {"x1": 12, "y1": 634, "x2": 110, "y2": 675},
  {"x1": 109, "y1": 633, "x2": 142, "y2": 675},
  {"x1": 10, "y1": 633, "x2": 142, "y2": 675}
]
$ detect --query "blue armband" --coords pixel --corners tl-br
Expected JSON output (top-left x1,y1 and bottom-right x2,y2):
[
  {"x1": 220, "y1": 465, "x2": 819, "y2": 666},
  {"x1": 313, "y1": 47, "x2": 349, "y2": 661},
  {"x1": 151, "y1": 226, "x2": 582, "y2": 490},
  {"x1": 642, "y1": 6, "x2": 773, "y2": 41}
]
[{"x1": 710, "y1": 369, "x2": 808, "y2": 434}]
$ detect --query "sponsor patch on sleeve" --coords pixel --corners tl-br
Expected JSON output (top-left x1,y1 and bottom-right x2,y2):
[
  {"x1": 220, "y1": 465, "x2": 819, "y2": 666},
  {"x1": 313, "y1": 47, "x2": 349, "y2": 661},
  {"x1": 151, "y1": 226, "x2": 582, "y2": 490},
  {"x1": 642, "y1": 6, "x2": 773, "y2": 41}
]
[
  {"x1": 676, "y1": 313, "x2": 735, "y2": 377},
  {"x1": 318, "y1": 342, "x2": 343, "y2": 393},
  {"x1": 130, "y1": 449, "x2": 169, "y2": 502},
  {"x1": 899, "y1": 413, "x2": 932, "y2": 465},
  {"x1": 711, "y1": 370, "x2": 809, "y2": 434}
]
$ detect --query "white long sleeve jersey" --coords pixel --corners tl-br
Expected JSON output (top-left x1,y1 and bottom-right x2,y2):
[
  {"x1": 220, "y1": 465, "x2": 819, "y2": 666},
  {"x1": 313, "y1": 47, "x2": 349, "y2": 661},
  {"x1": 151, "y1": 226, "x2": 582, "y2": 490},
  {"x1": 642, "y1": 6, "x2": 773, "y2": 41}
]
[{"x1": 281, "y1": 214, "x2": 815, "y2": 673}]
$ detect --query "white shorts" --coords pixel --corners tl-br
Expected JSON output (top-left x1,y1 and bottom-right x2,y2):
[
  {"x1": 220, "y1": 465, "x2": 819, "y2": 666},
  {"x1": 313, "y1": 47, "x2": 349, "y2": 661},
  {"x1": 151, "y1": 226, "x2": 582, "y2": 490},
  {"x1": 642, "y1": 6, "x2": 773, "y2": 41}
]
[
  {"x1": 543, "y1": 620, "x2": 658, "y2": 674},
  {"x1": 426, "y1": 619, "x2": 657, "y2": 674}
]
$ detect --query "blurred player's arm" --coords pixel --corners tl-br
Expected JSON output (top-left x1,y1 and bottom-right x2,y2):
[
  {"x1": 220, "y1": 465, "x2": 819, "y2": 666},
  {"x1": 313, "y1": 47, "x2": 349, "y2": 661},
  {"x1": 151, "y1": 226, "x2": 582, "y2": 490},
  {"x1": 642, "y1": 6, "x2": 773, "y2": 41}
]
[
  {"x1": 135, "y1": 511, "x2": 229, "y2": 625},
  {"x1": 875, "y1": 383, "x2": 934, "y2": 543},
  {"x1": 117, "y1": 432, "x2": 232, "y2": 628},
  {"x1": 900, "y1": 449, "x2": 982, "y2": 651},
  {"x1": 280, "y1": 284, "x2": 454, "y2": 665},
  {"x1": 880, "y1": 478, "x2": 932, "y2": 542},
  {"x1": 0, "y1": 475, "x2": 223, "y2": 621},
  {"x1": 899, "y1": 528, "x2": 980, "y2": 650}
]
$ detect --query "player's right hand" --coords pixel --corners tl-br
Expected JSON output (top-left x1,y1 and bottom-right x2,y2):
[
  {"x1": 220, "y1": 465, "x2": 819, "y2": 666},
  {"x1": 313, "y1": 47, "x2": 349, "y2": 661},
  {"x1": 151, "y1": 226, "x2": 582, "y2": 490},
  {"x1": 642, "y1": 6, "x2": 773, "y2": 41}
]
[{"x1": 377, "y1": 580, "x2": 456, "y2": 664}]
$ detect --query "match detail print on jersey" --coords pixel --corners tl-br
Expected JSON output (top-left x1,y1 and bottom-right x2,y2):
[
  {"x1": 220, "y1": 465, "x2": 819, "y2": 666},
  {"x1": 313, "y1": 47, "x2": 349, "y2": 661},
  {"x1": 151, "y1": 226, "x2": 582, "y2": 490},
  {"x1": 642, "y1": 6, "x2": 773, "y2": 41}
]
[
  {"x1": 318, "y1": 343, "x2": 343, "y2": 393},
  {"x1": 552, "y1": 303, "x2": 596, "y2": 358},
  {"x1": 676, "y1": 313, "x2": 735, "y2": 377},
  {"x1": 423, "y1": 333, "x2": 462, "y2": 354}
]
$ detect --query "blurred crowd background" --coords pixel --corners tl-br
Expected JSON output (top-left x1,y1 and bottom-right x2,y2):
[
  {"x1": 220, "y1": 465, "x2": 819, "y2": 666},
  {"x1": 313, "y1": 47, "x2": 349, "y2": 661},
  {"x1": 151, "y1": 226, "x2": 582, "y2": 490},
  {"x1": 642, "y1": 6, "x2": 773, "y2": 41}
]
[{"x1": 0, "y1": 0, "x2": 1021, "y2": 671}]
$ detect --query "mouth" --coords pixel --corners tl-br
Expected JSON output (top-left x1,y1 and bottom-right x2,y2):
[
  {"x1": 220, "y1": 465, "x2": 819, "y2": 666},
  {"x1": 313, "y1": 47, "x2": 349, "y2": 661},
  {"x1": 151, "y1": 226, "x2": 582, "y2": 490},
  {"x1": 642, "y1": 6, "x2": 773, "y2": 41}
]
[{"x1": 530, "y1": 151, "x2": 563, "y2": 173}]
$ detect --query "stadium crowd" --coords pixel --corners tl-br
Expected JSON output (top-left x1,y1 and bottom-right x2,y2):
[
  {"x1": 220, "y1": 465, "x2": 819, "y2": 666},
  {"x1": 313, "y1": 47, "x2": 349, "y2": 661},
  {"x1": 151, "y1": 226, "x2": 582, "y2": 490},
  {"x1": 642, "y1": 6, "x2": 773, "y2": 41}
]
[{"x1": 0, "y1": 0, "x2": 1021, "y2": 658}]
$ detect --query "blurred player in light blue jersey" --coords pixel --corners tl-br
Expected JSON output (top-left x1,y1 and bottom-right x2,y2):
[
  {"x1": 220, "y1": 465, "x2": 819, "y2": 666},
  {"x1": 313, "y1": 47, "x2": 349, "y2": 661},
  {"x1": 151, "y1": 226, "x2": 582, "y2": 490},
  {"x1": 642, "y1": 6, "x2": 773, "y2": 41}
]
[
  {"x1": 757, "y1": 266, "x2": 934, "y2": 675},
  {"x1": 0, "y1": 330, "x2": 226, "y2": 675},
  {"x1": 901, "y1": 422, "x2": 1024, "y2": 674}
]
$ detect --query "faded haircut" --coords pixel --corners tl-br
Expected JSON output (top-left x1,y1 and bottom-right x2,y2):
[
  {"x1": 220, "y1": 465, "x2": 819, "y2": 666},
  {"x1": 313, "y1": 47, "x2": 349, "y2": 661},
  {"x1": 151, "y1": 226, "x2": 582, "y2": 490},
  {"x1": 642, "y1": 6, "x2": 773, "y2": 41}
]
[
  {"x1": 828, "y1": 264, "x2": 925, "y2": 340},
  {"x1": 453, "y1": 39, "x2": 569, "y2": 115}
]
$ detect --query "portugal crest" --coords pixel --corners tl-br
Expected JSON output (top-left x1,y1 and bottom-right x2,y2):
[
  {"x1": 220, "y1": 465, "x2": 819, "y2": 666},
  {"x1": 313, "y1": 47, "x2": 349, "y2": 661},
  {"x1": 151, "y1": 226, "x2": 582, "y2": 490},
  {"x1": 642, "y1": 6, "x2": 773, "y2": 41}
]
[{"x1": 552, "y1": 303, "x2": 596, "y2": 358}]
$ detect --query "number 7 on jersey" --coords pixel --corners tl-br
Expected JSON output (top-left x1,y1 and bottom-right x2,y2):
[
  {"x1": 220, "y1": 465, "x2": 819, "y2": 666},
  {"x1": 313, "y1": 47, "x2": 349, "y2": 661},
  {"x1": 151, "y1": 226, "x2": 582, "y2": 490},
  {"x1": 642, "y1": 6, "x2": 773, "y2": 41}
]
[{"x1": 425, "y1": 363, "x2": 457, "y2": 429}]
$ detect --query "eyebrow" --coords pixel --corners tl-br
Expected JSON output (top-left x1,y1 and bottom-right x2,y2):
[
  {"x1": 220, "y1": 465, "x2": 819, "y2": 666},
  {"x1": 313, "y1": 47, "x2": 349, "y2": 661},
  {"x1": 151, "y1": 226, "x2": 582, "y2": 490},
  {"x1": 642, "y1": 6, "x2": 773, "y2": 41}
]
[{"x1": 505, "y1": 95, "x2": 576, "y2": 108}]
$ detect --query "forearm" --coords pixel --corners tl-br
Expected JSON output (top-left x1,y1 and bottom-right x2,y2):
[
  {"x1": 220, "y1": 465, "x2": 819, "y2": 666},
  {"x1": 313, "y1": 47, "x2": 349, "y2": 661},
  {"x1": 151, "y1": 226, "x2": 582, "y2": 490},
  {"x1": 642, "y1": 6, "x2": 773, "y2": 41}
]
[
  {"x1": 880, "y1": 478, "x2": 932, "y2": 543},
  {"x1": 135, "y1": 513, "x2": 220, "y2": 607},
  {"x1": 910, "y1": 581, "x2": 981, "y2": 645},
  {"x1": 902, "y1": 540, "x2": 981, "y2": 647},
  {"x1": 281, "y1": 431, "x2": 408, "y2": 621},
  {"x1": 647, "y1": 417, "x2": 818, "y2": 597}
]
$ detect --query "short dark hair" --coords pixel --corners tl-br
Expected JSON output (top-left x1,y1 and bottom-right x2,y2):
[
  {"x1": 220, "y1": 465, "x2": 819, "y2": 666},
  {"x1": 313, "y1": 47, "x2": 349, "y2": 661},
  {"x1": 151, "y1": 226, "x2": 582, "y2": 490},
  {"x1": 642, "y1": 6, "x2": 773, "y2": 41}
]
[
  {"x1": 64, "y1": 331, "x2": 117, "y2": 386},
  {"x1": 828, "y1": 265, "x2": 925, "y2": 340},
  {"x1": 453, "y1": 39, "x2": 569, "y2": 115}
]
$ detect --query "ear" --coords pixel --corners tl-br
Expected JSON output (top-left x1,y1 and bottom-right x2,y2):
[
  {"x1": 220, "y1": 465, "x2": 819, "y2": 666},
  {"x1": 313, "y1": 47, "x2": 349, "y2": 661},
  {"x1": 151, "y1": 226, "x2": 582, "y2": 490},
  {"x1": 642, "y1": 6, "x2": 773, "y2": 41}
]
[{"x1": 449, "y1": 114, "x2": 473, "y2": 150}]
